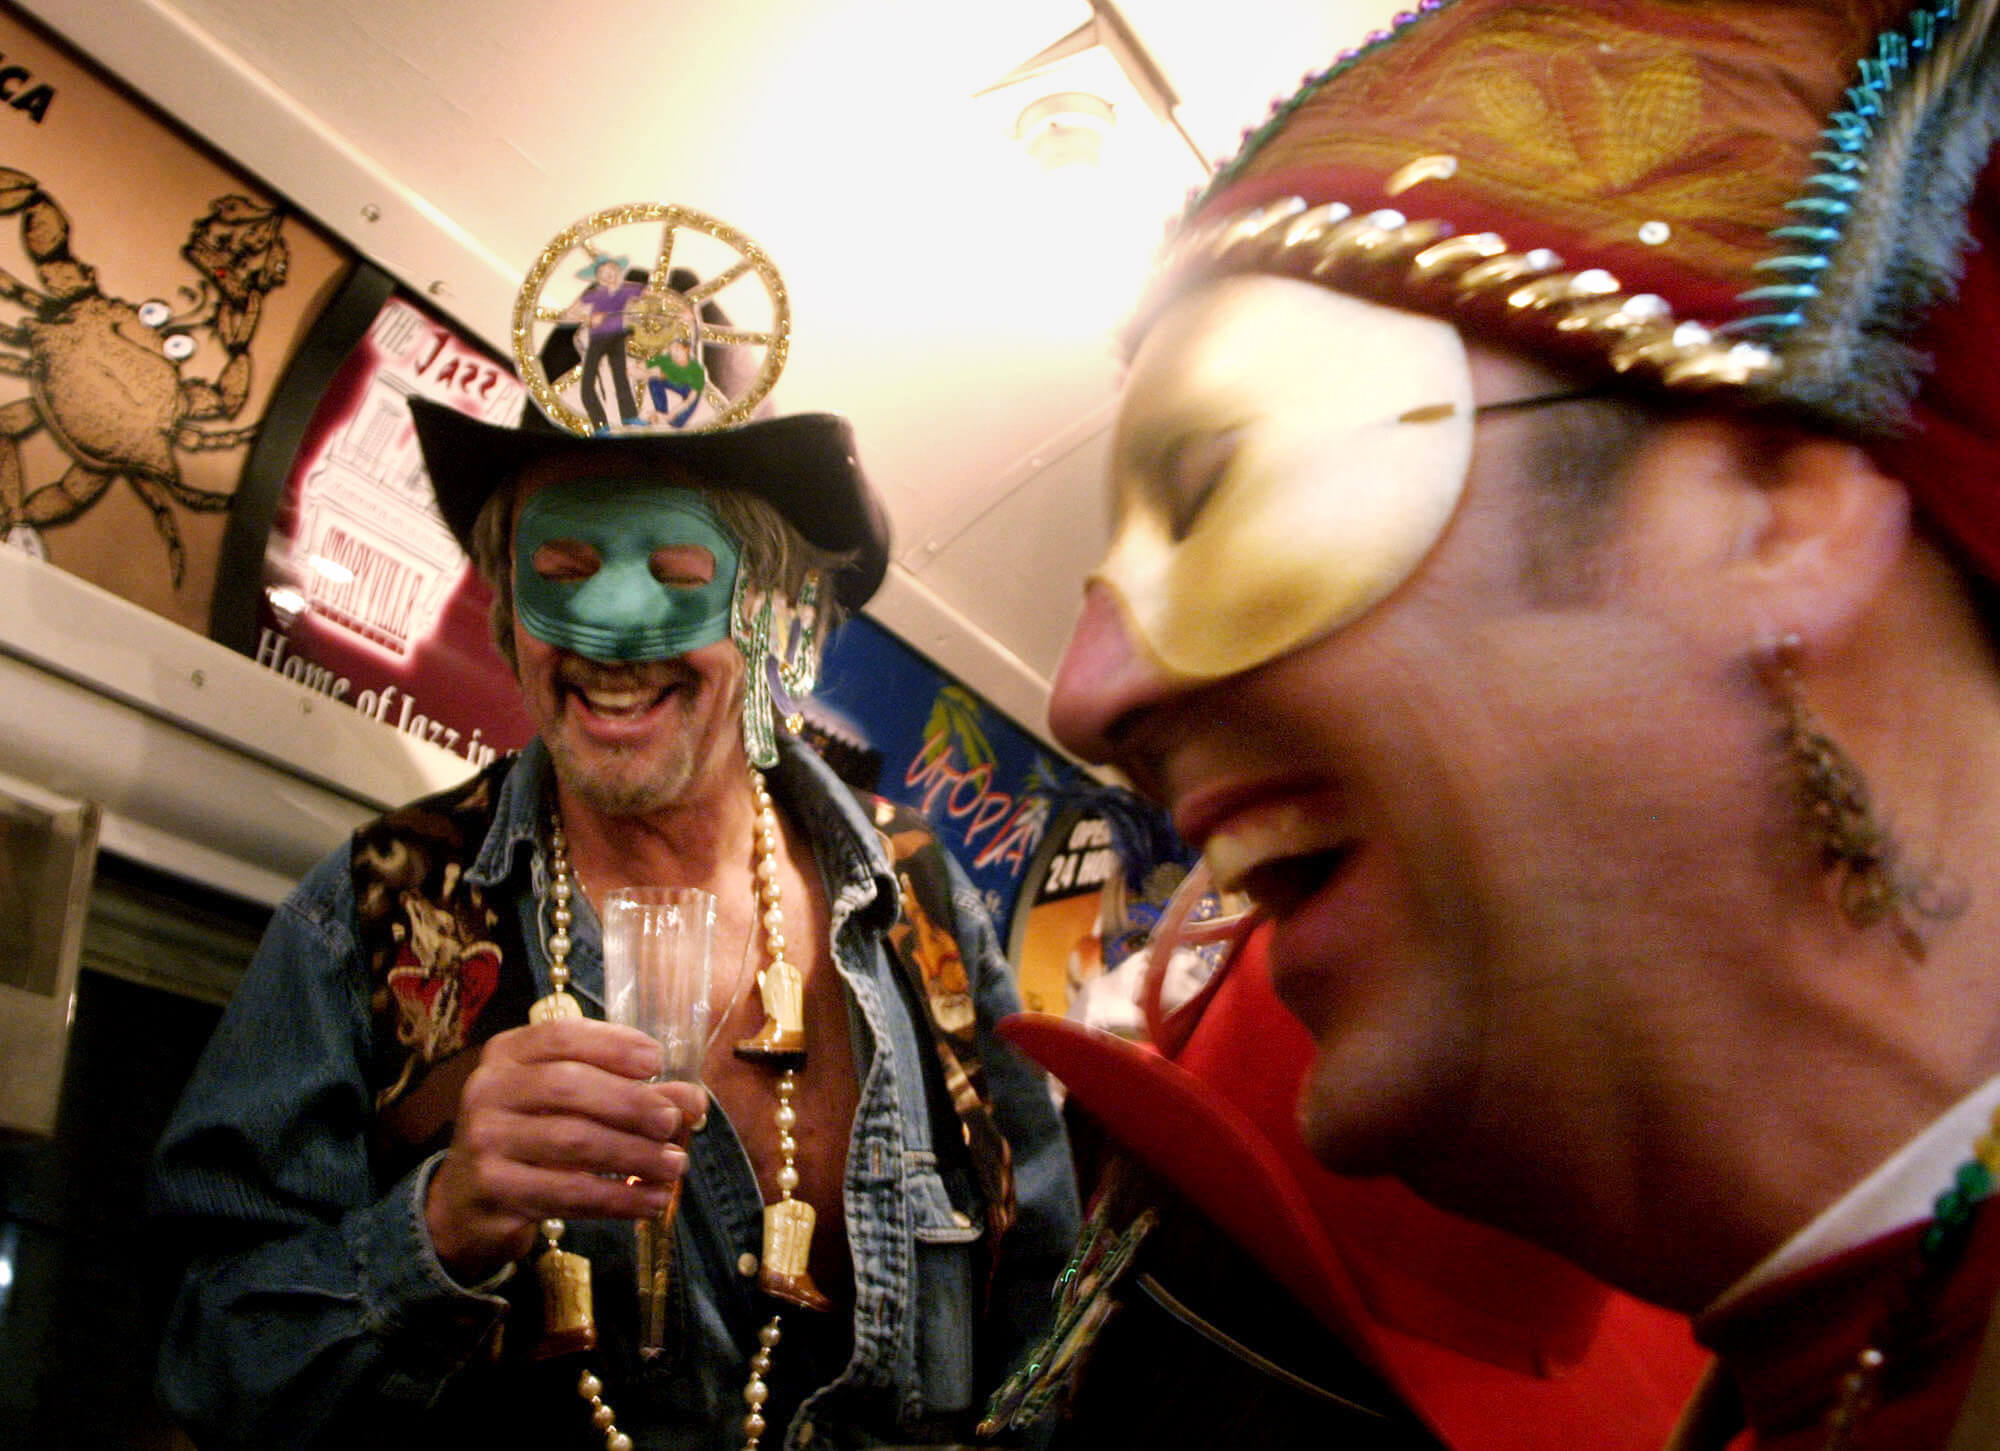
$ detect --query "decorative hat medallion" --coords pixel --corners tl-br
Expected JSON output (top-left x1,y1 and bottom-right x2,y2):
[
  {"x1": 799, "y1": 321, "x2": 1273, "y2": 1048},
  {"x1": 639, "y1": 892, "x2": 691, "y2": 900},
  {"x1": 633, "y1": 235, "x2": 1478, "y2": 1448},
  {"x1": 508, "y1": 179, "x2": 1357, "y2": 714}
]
[{"x1": 511, "y1": 203, "x2": 791, "y2": 439}]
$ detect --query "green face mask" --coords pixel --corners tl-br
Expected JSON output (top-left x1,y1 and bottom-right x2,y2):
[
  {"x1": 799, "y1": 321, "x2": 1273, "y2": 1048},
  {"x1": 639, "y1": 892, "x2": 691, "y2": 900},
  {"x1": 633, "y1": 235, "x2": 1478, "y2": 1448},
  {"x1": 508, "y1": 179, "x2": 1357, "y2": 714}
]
[{"x1": 513, "y1": 478, "x2": 742, "y2": 661}]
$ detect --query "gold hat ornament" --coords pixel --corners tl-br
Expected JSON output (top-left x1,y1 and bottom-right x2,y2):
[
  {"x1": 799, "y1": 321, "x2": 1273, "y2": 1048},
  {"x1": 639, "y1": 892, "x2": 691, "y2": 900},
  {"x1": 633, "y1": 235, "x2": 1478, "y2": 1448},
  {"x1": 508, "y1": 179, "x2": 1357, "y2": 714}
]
[{"x1": 512, "y1": 202, "x2": 789, "y2": 438}]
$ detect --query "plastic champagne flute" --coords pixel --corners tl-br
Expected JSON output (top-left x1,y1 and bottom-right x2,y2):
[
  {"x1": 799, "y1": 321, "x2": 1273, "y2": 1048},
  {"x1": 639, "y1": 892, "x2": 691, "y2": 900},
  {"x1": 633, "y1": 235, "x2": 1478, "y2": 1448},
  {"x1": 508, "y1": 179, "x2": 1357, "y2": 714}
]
[{"x1": 600, "y1": 885, "x2": 715, "y2": 1357}]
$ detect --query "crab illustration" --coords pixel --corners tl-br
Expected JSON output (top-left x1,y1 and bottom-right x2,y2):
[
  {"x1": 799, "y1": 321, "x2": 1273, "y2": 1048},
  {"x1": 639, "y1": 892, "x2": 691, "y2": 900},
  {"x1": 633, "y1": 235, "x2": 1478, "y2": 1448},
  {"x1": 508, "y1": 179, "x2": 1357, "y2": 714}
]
[{"x1": 0, "y1": 168, "x2": 289, "y2": 586}]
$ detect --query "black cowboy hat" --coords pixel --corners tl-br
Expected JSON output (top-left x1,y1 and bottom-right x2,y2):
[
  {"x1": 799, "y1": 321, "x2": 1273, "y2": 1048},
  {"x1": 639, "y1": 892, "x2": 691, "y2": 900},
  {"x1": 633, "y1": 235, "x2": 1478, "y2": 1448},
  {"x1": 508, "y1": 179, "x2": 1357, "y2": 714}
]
[{"x1": 410, "y1": 396, "x2": 892, "y2": 610}]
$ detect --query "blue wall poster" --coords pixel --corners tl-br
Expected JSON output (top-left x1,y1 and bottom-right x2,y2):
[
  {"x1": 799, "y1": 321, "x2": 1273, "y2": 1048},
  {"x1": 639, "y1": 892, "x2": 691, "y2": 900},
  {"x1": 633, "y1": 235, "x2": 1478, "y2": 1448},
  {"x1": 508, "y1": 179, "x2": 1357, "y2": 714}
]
[{"x1": 809, "y1": 614, "x2": 1083, "y2": 953}]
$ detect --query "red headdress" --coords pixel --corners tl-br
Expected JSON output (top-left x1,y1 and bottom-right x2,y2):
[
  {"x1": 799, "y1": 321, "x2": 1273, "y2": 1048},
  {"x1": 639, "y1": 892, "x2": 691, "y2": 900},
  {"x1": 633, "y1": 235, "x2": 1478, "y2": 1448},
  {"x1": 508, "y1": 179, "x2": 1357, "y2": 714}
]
[{"x1": 1132, "y1": 0, "x2": 2000, "y2": 576}]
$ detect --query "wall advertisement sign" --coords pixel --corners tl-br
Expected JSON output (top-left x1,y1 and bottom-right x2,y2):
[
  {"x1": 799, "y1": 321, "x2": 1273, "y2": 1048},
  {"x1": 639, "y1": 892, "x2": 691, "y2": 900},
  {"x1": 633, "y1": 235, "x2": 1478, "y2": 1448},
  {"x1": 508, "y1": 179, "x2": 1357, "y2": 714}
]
[
  {"x1": 1006, "y1": 806, "x2": 1119, "y2": 1017},
  {"x1": 812, "y1": 615, "x2": 1082, "y2": 951},
  {"x1": 0, "y1": 5, "x2": 349, "y2": 634},
  {"x1": 218, "y1": 286, "x2": 537, "y2": 767}
]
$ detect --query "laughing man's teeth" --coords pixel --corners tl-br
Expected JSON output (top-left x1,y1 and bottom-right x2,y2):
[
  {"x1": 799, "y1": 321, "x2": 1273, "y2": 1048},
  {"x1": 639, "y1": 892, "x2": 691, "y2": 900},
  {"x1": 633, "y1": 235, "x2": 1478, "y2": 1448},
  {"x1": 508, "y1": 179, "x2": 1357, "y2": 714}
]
[
  {"x1": 581, "y1": 686, "x2": 654, "y2": 716},
  {"x1": 1202, "y1": 801, "x2": 1339, "y2": 894}
]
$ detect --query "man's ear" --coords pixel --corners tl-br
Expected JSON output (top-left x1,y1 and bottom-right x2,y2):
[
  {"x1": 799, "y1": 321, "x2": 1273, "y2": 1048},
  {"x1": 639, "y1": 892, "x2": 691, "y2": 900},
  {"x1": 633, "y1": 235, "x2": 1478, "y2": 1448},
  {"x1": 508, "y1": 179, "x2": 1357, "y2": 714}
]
[{"x1": 1727, "y1": 430, "x2": 1911, "y2": 652}]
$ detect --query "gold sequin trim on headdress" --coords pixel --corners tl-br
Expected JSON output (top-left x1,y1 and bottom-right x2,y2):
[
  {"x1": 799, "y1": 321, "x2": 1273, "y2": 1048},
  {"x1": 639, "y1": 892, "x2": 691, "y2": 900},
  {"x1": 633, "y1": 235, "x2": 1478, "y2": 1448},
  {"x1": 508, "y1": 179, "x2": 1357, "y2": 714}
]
[{"x1": 1135, "y1": 196, "x2": 1782, "y2": 395}]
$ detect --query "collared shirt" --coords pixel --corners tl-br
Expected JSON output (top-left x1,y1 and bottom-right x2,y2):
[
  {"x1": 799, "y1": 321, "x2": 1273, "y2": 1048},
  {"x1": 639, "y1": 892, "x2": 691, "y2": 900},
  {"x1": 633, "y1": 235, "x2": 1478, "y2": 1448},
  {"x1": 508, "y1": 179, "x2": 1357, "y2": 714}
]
[{"x1": 150, "y1": 737, "x2": 1078, "y2": 1451}]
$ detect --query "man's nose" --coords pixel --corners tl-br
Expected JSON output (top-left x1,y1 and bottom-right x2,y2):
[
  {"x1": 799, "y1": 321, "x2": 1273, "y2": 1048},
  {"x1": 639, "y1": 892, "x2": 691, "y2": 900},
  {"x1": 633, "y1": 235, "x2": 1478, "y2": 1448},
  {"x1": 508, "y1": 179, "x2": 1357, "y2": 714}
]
[{"x1": 1047, "y1": 581, "x2": 1183, "y2": 763}]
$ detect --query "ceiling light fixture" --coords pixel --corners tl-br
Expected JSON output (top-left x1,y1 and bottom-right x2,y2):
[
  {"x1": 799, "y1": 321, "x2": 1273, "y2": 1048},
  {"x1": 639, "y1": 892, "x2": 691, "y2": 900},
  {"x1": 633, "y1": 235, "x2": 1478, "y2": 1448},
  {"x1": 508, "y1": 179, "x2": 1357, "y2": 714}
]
[
  {"x1": 1014, "y1": 90, "x2": 1117, "y2": 172},
  {"x1": 976, "y1": 0, "x2": 1208, "y2": 178}
]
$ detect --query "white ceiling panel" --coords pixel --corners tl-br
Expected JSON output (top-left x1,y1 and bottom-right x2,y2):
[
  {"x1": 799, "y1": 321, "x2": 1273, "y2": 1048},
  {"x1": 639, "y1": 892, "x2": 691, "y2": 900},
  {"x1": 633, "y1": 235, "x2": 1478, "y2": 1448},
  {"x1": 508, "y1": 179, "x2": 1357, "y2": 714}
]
[{"x1": 910, "y1": 402, "x2": 1116, "y2": 683}]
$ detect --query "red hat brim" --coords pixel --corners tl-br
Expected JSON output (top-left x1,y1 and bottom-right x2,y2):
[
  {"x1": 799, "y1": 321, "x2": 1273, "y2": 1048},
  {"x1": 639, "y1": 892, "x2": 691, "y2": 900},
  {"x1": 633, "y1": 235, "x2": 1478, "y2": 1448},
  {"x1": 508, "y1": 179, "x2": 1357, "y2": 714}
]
[
  {"x1": 1004, "y1": 1006, "x2": 1710, "y2": 1451},
  {"x1": 999, "y1": 1013, "x2": 1407, "y2": 1386}
]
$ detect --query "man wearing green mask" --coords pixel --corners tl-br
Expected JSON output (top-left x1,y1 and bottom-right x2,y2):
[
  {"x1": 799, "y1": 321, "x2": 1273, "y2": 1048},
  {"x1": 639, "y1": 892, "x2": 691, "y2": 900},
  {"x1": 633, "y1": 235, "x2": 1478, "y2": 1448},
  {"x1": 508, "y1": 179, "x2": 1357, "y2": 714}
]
[{"x1": 149, "y1": 247, "x2": 1077, "y2": 1451}]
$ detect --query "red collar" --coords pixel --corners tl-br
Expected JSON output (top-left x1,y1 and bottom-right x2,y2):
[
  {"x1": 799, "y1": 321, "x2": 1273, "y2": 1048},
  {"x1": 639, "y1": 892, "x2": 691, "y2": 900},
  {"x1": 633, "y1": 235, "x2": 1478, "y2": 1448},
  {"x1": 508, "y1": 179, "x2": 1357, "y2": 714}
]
[{"x1": 1696, "y1": 1197, "x2": 2000, "y2": 1448}]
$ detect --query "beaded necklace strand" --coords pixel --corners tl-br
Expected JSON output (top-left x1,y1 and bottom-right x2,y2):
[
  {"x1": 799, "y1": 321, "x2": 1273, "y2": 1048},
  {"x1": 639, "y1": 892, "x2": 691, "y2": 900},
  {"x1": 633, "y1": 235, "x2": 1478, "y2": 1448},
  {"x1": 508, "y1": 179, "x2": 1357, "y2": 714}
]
[{"x1": 533, "y1": 763, "x2": 826, "y2": 1451}]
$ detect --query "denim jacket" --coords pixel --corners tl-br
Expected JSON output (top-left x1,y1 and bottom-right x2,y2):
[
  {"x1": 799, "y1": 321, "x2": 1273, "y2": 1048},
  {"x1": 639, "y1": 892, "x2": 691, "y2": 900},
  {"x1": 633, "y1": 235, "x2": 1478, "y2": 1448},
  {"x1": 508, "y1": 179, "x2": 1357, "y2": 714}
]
[{"x1": 151, "y1": 737, "x2": 1078, "y2": 1451}]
